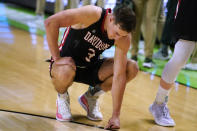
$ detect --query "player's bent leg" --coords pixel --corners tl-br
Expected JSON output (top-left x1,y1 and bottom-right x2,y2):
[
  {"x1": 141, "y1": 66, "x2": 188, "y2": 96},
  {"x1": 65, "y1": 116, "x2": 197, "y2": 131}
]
[
  {"x1": 78, "y1": 58, "x2": 114, "y2": 121},
  {"x1": 51, "y1": 57, "x2": 76, "y2": 122},
  {"x1": 78, "y1": 58, "x2": 139, "y2": 121},
  {"x1": 98, "y1": 58, "x2": 114, "y2": 92},
  {"x1": 51, "y1": 57, "x2": 76, "y2": 93},
  {"x1": 98, "y1": 58, "x2": 114, "y2": 82},
  {"x1": 99, "y1": 58, "x2": 139, "y2": 91},
  {"x1": 126, "y1": 59, "x2": 139, "y2": 82}
]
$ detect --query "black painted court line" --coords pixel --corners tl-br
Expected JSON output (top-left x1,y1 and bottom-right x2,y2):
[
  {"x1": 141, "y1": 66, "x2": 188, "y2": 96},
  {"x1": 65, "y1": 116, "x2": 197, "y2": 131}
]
[{"x1": 0, "y1": 109, "x2": 113, "y2": 130}]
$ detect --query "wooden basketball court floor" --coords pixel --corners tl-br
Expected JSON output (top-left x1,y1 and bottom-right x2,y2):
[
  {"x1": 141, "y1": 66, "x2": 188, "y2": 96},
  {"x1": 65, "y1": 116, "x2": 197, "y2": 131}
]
[{"x1": 0, "y1": 25, "x2": 197, "y2": 131}]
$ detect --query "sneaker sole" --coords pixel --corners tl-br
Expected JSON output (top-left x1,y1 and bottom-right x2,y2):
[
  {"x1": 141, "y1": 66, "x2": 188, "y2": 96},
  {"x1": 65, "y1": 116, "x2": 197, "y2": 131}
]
[
  {"x1": 153, "y1": 57, "x2": 170, "y2": 60},
  {"x1": 56, "y1": 116, "x2": 72, "y2": 122},
  {"x1": 184, "y1": 67, "x2": 197, "y2": 71},
  {"x1": 143, "y1": 62, "x2": 155, "y2": 68},
  {"x1": 78, "y1": 95, "x2": 102, "y2": 121},
  {"x1": 143, "y1": 64, "x2": 153, "y2": 68},
  {"x1": 153, "y1": 55, "x2": 170, "y2": 60}
]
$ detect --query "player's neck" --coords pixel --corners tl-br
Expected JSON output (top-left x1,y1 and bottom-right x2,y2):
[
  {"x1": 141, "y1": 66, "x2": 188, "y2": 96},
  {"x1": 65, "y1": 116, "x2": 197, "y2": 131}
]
[{"x1": 103, "y1": 14, "x2": 110, "y2": 32}]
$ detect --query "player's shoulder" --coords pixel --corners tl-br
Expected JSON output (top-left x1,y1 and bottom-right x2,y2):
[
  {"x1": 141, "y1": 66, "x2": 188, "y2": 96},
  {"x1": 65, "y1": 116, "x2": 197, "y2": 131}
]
[
  {"x1": 77, "y1": 5, "x2": 103, "y2": 26},
  {"x1": 80, "y1": 5, "x2": 102, "y2": 16}
]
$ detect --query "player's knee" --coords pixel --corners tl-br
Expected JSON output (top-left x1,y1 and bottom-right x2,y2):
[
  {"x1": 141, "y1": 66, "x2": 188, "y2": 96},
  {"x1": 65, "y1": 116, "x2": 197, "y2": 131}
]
[
  {"x1": 126, "y1": 60, "x2": 139, "y2": 81},
  {"x1": 64, "y1": 57, "x2": 75, "y2": 64},
  {"x1": 59, "y1": 57, "x2": 76, "y2": 67},
  {"x1": 57, "y1": 65, "x2": 75, "y2": 81},
  {"x1": 52, "y1": 64, "x2": 75, "y2": 93}
]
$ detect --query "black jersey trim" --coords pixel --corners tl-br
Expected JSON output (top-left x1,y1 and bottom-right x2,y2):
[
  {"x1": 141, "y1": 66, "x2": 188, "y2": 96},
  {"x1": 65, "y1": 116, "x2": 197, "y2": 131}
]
[
  {"x1": 101, "y1": 8, "x2": 111, "y2": 33},
  {"x1": 175, "y1": 0, "x2": 181, "y2": 19},
  {"x1": 0, "y1": 109, "x2": 106, "y2": 130}
]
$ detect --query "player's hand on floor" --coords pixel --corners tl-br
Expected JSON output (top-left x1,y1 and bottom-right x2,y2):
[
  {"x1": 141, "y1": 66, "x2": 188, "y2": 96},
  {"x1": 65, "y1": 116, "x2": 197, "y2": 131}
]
[{"x1": 105, "y1": 116, "x2": 120, "y2": 130}]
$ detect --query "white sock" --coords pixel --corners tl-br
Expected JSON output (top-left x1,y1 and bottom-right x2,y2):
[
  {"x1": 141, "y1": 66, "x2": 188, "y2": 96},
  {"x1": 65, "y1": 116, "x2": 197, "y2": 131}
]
[
  {"x1": 58, "y1": 92, "x2": 68, "y2": 100},
  {"x1": 94, "y1": 90, "x2": 105, "y2": 97},
  {"x1": 155, "y1": 85, "x2": 170, "y2": 104},
  {"x1": 88, "y1": 85, "x2": 104, "y2": 97}
]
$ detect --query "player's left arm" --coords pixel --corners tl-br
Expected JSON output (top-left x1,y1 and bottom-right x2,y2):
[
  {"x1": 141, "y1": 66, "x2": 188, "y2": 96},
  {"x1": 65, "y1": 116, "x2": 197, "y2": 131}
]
[{"x1": 105, "y1": 34, "x2": 131, "y2": 129}]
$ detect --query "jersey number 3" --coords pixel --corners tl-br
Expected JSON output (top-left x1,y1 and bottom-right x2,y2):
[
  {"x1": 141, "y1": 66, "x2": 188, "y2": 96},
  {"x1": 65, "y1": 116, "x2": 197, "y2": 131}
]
[{"x1": 85, "y1": 48, "x2": 95, "y2": 62}]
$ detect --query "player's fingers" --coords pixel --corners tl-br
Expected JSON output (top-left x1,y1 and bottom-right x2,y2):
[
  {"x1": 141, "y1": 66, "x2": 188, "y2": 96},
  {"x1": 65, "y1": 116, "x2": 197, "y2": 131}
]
[{"x1": 104, "y1": 123, "x2": 112, "y2": 129}]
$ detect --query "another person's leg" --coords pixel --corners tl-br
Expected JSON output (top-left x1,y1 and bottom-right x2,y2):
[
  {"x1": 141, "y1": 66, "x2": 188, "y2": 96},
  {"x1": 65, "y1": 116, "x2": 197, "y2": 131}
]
[
  {"x1": 35, "y1": 0, "x2": 45, "y2": 16},
  {"x1": 153, "y1": 0, "x2": 170, "y2": 60},
  {"x1": 156, "y1": 0, "x2": 165, "y2": 45},
  {"x1": 150, "y1": 39, "x2": 195, "y2": 126},
  {"x1": 66, "y1": 0, "x2": 79, "y2": 9},
  {"x1": 82, "y1": 0, "x2": 91, "y2": 6},
  {"x1": 131, "y1": 0, "x2": 146, "y2": 61},
  {"x1": 141, "y1": 0, "x2": 162, "y2": 68},
  {"x1": 55, "y1": 0, "x2": 65, "y2": 13},
  {"x1": 35, "y1": 0, "x2": 45, "y2": 21},
  {"x1": 190, "y1": 47, "x2": 197, "y2": 63},
  {"x1": 184, "y1": 45, "x2": 197, "y2": 70},
  {"x1": 96, "y1": 0, "x2": 105, "y2": 8},
  {"x1": 153, "y1": 0, "x2": 178, "y2": 60}
]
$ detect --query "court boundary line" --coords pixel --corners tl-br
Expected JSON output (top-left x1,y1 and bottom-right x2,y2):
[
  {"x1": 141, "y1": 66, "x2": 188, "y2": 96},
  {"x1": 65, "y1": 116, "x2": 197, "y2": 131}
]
[{"x1": 0, "y1": 109, "x2": 109, "y2": 130}]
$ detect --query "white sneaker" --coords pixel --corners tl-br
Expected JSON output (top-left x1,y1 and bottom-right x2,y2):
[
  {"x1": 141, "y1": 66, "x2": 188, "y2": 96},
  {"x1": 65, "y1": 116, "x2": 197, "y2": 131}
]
[
  {"x1": 143, "y1": 58, "x2": 155, "y2": 68},
  {"x1": 184, "y1": 63, "x2": 197, "y2": 71},
  {"x1": 56, "y1": 92, "x2": 72, "y2": 121},
  {"x1": 149, "y1": 102, "x2": 175, "y2": 126},
  {"x1": 153, "y1": 50, "x2": 170, "y2": 60},
  {"x1": 35, "y1": 15, "x2": 44, "y2": 20},
  {"x1": 78, "y1": 91, "x2": 103, "y2": 121}
]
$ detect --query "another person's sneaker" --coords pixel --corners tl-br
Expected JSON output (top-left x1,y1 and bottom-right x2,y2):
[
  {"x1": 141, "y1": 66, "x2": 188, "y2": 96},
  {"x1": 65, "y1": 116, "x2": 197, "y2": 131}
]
[
  {"x1": 78, "y1": 91, "x2": 103, "y2": 121},
  {"x1": 153, "y1": 49, "x2": 170, "y2": 60},
  {"x1": 143, "y1": 58, "x2": 155, "y2": 68},
  {"x1": 149, "y1": 102, "x2": 175, "y2": 126},
  {"x1": 56, "y1": 92, "x2": 72, "y2": 121},
  {"x1": 183, "y1": 63, "x2": 197, "y2": 71}
]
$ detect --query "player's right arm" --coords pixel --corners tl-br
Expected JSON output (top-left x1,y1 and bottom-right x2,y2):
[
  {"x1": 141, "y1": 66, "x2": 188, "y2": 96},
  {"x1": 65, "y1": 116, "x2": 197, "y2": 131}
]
[{"x1": 44, "y1": 5, "x2": 101, "y2": 61}]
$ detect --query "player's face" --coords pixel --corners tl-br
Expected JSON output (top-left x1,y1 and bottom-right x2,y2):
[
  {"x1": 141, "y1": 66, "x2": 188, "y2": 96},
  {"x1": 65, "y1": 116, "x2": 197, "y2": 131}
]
[{"x1": 107, "y1": 19, "x2": 128, "y2": 40}]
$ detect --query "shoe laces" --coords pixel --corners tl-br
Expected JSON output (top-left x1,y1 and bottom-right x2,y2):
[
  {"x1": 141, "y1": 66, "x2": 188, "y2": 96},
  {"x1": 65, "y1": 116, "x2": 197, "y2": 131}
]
[
  {"x1": 88, "y1": 96, "x2": 100, "y2": 113},
  {"x1": 58, "y1": 98, "x2": 71, "y2": 114},
  {"x1": 160, "y1": 104, "x2": 170, "y2": 118}
]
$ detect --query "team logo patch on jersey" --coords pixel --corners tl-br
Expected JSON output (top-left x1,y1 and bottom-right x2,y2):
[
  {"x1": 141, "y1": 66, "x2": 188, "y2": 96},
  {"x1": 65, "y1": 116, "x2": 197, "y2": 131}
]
[{"x1": 92, "y1": 29, "x2": 96, "y2": 33}]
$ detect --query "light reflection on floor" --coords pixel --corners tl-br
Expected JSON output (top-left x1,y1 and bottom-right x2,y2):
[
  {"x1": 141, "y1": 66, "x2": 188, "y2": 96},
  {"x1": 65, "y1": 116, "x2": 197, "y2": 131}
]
[{"x1": 0, "y1": 4, "x2": 14, "y2": 44}]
